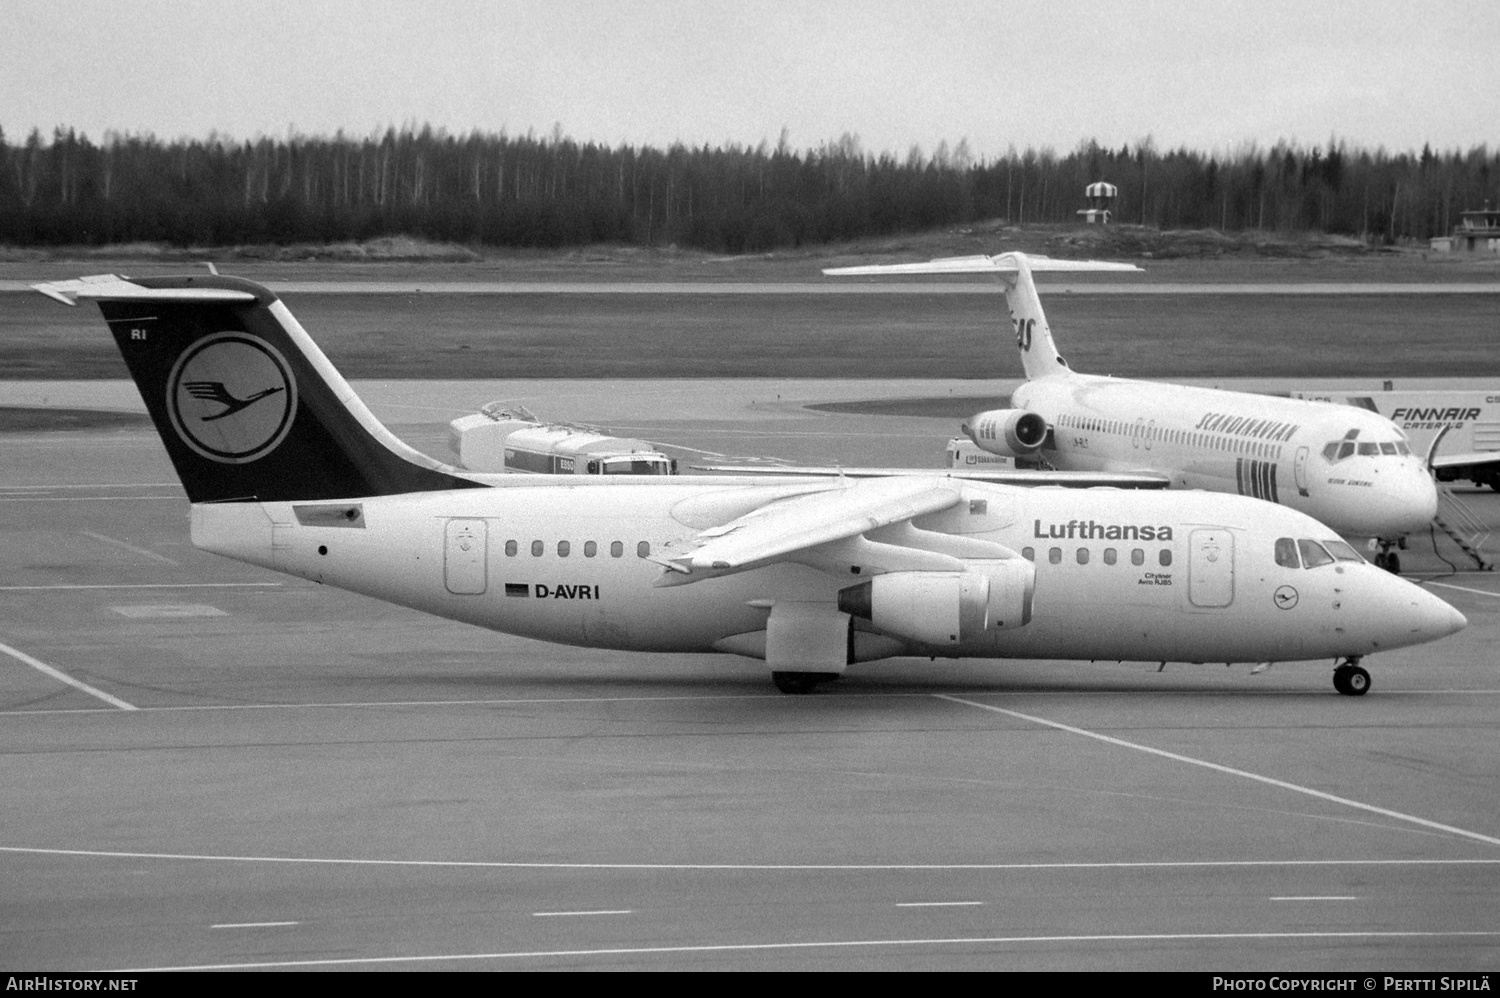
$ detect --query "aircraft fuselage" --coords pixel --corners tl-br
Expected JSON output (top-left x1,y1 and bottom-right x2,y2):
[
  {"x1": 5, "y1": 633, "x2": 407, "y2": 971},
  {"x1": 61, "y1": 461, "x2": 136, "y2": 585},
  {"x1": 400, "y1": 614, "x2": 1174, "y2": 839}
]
[
  {"x1": 193, "y1": 477, "x2": 1459, "y2": 667},
  {"x1": 1012, "y1": 374, "x2": 1439, "y2": 541}
]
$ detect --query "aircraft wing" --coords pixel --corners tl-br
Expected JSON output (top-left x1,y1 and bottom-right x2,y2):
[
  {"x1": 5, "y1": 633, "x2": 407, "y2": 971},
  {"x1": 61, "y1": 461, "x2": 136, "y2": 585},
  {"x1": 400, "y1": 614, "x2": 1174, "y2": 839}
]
[
  {"x1": 655, "y1": 476, "x2": 968, "y2": 585},
  {"x1": 692, "y1": 464, "x2": 1171, "y2": 489},
  {"x1": 1430, "y1": 452, "x2": 1500, "y2": 472},
  {"x1": 824, "y1": 251, "x2": 1142, "y2": 277}
]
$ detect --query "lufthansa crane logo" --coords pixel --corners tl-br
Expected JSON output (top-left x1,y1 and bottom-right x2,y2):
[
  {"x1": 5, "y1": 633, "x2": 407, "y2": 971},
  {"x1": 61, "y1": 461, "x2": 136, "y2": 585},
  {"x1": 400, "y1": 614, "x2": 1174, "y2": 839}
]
[{"x1": 166, "y1": 332, "x2": 297, "y2": 464}]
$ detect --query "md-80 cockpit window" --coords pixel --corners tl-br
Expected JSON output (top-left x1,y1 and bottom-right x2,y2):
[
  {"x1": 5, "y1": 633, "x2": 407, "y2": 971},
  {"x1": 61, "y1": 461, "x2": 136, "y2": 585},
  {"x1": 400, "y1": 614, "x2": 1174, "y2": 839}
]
[{"x1": 1322, "y1": 429, "x2": 1411, "y2": 464}]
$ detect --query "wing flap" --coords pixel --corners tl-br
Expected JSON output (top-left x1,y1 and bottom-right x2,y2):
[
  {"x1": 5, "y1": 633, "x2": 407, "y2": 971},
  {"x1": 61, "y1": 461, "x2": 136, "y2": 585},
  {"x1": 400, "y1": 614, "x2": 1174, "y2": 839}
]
[{"x1": 667, "y1": 476, "x2": 964, "y2": 577}]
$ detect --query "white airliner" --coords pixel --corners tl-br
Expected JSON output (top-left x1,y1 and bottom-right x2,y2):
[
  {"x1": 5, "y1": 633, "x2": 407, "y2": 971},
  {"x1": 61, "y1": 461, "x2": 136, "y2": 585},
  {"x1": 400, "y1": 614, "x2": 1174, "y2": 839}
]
[
  {"x1": 823, "y1": 253, "x2": 1442, "y2": 574},
  {"x1": 33, "y1": 274, "x2": 1465, "y2": 696}
]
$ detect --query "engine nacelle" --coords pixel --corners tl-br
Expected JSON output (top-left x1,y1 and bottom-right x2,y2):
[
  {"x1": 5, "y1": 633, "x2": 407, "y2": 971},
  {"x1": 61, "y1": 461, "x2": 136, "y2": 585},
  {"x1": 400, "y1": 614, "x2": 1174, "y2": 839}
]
[
  {"x1": 963, "y1": 408, "x2": 1049, "y2": 458},
  {"x1": 838, "y1": 560, "x2": 1035, "y2": 646}
]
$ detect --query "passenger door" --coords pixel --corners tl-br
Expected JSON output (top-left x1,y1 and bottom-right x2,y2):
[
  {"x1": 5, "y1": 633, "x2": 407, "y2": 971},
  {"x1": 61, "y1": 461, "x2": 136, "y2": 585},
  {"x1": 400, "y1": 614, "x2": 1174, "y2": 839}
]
[{"x1": 1188, "y1": 528, "x2": 1234, "y2": 608}]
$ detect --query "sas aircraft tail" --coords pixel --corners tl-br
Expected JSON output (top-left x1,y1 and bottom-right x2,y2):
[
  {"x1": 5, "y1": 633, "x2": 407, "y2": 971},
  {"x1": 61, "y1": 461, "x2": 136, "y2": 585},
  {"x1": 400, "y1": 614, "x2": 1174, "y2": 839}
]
[
  {"x1": 32, "y1": 274, "x2": 483, "y2": 504},
  {"x1": 824, "y1": 252, "x2": 1140, "y2": 382}
]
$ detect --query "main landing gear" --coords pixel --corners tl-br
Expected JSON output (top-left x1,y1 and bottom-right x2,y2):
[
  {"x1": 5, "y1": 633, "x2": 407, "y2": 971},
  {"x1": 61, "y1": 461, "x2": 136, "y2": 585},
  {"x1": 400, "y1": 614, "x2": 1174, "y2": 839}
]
[
  {"x1": 772, "y1": 671, "x2": 840, "y2": 695},
  {"x1": 1332, "y1": 657, "x2": 1371, "y2": 696}
]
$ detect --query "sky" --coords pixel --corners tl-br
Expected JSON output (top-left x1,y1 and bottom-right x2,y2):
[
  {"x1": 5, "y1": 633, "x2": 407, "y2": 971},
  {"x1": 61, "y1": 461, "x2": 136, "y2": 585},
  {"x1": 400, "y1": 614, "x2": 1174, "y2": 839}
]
[{"x1": 3, "y1": 0, "x2": 1495, "y2": 158}]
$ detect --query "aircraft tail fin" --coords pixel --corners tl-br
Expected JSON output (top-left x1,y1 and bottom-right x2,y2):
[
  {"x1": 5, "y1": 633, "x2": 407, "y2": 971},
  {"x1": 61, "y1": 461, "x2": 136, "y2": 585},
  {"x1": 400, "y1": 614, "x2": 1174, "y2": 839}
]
[
  {"x1": 31, "y1": 274, "x2": 483, "y2": 503},
  {"x1": 824, "y1": 252, "x2": 1140, "y2": 382}
]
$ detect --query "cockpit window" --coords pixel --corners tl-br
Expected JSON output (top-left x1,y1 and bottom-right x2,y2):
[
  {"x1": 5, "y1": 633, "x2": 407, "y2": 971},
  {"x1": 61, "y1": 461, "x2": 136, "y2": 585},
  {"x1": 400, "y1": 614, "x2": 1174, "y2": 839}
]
[
  {"x1": 1297, "y1": 539, "x2": 1335, "y2": 569},
  {"x1": 1396, "y1": 442, "x2": 1411, "y2": 455},
  {"x1": 1274, "y1": 537, "x2": 1300, "y2": 568},
  {"x1": 1380, "y1": 442, "x2": 1398, "y2": 455},
  {"x1": 1358, "y1": 442, "x2": 1379, "y2": 456},
  {"x1": 1323, "y1": 539, "x2": 1364, "y2": 563},
  {"x1": 1338, "y1": 442, "x2": 1355, "y2": 460}
]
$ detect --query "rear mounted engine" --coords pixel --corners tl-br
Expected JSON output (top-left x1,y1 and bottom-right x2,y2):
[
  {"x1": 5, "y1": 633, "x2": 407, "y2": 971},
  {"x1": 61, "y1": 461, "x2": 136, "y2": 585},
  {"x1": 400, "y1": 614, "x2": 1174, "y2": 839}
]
[
  {"x1": 963, "y1": 408, "x2": 1049, "y2": 458},
  {"x1": 837, "y1": 560, "x2": 1035, "y2": 646}
]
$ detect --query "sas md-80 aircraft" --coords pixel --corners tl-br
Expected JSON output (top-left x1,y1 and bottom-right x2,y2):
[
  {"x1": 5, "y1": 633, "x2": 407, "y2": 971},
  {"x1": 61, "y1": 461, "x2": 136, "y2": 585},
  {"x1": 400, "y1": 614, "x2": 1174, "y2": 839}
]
[
  {"x1": 32, "y1": 274, "x2": 1465, "y2": 695},
  {"x1": 825, "y1": 253, "x2": 1441, "y2": 574}
]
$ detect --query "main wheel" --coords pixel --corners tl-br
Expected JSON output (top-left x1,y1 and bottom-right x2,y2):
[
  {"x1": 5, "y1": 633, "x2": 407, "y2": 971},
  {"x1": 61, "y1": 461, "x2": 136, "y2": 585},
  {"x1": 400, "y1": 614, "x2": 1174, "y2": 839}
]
[
  {"x1": 1373, "y1": 551, "x2": 1388, "y2": 570},
  {"x1": 772, "y1": 671, "x2": 834, "y2": 695},
  {"x1": 1385, "y1": 552, "x2": 1400, "y2": 575},
  {"x1": 1333, "y1": 664, "x2": 1371, "y2": 696}
]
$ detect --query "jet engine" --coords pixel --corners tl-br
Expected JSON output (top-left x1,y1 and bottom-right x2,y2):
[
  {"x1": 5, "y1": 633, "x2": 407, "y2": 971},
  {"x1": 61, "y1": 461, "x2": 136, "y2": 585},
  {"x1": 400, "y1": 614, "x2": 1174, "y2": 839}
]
[
  {"x1": 962, "y1": 409, "x2": 1049, "y2": 458},
  {"x1": 837, "y1": 560, "x2": 1035, "y2": 646}
]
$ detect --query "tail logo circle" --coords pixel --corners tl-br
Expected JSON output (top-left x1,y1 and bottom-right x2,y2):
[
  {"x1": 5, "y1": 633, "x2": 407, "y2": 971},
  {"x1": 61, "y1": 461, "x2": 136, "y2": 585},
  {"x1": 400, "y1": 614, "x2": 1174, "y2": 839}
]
[{"x1": 166, "y1": 332, "x2": 297, "y2": 464}]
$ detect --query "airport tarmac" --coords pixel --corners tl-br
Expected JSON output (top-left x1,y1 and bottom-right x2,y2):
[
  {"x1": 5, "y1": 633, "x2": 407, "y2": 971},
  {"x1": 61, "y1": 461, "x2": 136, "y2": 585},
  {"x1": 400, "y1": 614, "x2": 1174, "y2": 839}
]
[{"x1": 2, "y1": 379, "x2": 1498, "y2": 971}]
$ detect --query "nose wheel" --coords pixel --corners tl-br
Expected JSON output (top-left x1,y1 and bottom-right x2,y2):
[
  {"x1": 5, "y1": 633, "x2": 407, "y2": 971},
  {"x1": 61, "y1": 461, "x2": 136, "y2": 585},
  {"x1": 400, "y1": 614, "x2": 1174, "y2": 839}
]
[
  {"x1": 1333, "y1": 659, "x2": 1371, "y2": 696},
  {"x1": 1372, "y1": 540, "x2": 1403, "y2": 575}
]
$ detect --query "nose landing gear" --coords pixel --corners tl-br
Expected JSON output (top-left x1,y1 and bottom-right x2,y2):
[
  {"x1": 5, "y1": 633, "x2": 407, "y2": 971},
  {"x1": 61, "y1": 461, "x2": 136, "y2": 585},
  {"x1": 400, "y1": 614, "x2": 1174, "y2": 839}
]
[
  {"x1": 1372, "y1": 538, "x2": 1404, "y2": 575},
  {"x1": 1333, "y1": 657, "x2": 1371, "y2": 696}
]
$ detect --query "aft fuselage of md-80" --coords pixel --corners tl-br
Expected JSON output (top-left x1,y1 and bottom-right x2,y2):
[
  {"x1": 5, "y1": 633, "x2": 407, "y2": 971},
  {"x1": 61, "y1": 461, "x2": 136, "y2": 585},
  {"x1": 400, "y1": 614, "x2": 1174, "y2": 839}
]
[
  {"x1": 997, "y1": 374, "x2": 1439, "y2": 541},
  {"x1": 31, "y1": 272, "x2": 1464, "y2": 695}
]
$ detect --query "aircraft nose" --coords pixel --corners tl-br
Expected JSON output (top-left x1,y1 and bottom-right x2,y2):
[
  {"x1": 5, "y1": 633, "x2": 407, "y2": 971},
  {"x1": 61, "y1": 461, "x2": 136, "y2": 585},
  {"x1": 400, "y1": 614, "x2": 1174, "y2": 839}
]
[
  {"x1": 1362, "y1": 467, "x2": 1439, "y2": 536},
  {"x1": 1385, "y1": 576, "x2": 1467, "y2": 643}
]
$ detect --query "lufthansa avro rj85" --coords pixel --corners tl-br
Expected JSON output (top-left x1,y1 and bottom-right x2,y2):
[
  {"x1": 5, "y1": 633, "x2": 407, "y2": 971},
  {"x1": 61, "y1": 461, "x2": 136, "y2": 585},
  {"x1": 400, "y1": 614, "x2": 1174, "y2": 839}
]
[
  {"x1": 825, "y1": 253, "x2": 1441, "y2": 573},
  {"x1": 33, "y1": 273, "x2": 1465, "y2": 695}
]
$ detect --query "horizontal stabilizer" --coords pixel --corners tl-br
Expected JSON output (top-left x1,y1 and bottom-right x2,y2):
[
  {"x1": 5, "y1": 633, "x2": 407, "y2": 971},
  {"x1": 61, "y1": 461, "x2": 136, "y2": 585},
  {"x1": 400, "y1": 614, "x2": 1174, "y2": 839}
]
[
  {"x1": 32, "y1": 275, "x2": 258, "y2": 306},
  {"x1": 824, "y1": 252, "x2": 1142, "y2": 277},
  {"x1": 692, "y1": 464, "x2": 1171, "y2": 489}
]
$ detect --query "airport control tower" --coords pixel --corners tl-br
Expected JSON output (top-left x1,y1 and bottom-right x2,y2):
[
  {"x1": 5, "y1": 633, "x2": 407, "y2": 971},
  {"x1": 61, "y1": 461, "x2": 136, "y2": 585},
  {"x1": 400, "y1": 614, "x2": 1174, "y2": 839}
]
[{"x1": 1076, "y1": 181, "x2": 1117, "y2": 224}]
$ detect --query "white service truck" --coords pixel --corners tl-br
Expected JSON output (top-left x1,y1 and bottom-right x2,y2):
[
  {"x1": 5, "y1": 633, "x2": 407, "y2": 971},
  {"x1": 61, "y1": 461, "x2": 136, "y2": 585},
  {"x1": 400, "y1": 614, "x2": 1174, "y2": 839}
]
[
  {"x1": 449, "y1": 405, "x2": 676, "y2": 476},
  {"x1": 1291, "y1": 389, "x2": 1500, "y2": 490}
]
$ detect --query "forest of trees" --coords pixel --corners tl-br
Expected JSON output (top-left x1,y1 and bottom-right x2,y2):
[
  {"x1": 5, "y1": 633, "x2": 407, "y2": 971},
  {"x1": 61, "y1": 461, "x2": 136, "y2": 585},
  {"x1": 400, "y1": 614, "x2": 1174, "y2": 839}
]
[{"x1": 0, "y1": 124, "x2": 1495, "y2": 251}]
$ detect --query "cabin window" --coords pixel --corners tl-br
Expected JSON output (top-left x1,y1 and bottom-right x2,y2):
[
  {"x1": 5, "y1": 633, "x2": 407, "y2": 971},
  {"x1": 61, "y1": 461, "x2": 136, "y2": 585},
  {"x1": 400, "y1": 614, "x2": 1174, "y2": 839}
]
[
  {"x1": 1048, "y1": 547, "x2": 1062, "y2": 565},
  {"x1": 1298, "y1": 539, "x2": 1335, "y2": 569},
  {"x1": 1076, "y1": 547, "x2": 1090, "y2": 565},
  {"x1": 1323, "y1": 539, "x2": 1364, "y2": 563},
  {"x1": 1159, "y1": 549, "x2": 1173, "y2": 567},
  {"x1": 1131, "y1": 548, "x2": 1145, "y2": 566},
  {"x1": 1103, "y1": 547, "x2": 1117, "y2": 565},
  {"x1": 558, "y1": 540, "x2": 570, "y2": 557},
  {"x1": 505, "y1": 540, "x2": 518, "y2": 557},
  {"x1": 637, "y1": 541, "x2": 651, "y2": 558},
  {"x1": 610, "y1": 541, "x2": 624, "y2": 558},
  {"x1": 531, "y1": 540, "x2": 544, "y2": 557},
  {"x1": 584, "y1": 540, "x2": 597, "y2": 557},
  {"x1": 1274, "y1": 537, "x2": 1300, "y2": 568},
  {"x1": 1021, "y1": 547, "x2": 1035, "y2": 561}
]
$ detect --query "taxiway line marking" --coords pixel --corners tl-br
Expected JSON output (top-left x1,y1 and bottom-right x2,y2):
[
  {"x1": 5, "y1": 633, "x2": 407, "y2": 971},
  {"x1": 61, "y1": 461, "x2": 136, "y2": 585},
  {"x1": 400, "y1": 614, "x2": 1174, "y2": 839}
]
[
  {"x1": 0, "y1": 583, "x2": 281, "y2": 591},
  {"x1": 114, "y1": 930, "x2": 1500, "y2": 972},
  {"x1": 1424, "y1": 581, "x2": 1500, "y2": 599},
  {"x1": 211, "y1": 921, "x2": 298, "y2": 929},
  {"x1": 895, "y1": 901, "x2": 985, "y2": 908},
  {"x1": 9, "y1": 688, "x2": 1500, "y2": 717},
  {"x1": 0, "y1": 496, "x2": 184, "y2": 502},
  {"x1": 936, "y1": 694, "x2": 1500, "y2": 849},
  {"x1": 79, "y1": 531, "x2": 180, "y2": 567},
  {"x1": 0, "y1": 483, "x2": 177, "y2": 490},
  {"x1": 5, "y1": 844, "x2": 1498, "y2": 872},
  {"x1": 1268, "y1": 896, "x2": 1357, "y2": 901},
  {"x1": 532, "y1": 909, "x2": 632, "y2": 918},
  {"x1": 0, "y1": 640, "x2": 137, "y2": 712}
]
